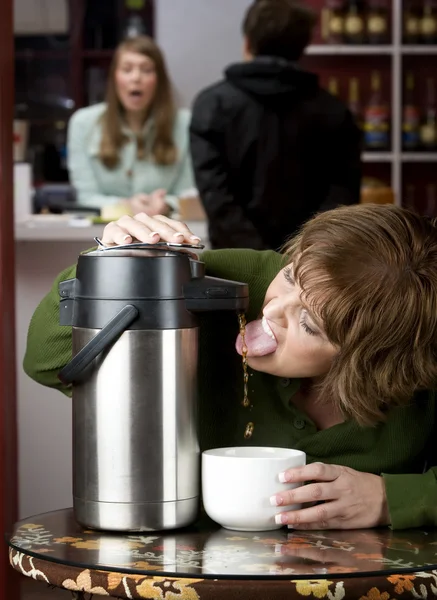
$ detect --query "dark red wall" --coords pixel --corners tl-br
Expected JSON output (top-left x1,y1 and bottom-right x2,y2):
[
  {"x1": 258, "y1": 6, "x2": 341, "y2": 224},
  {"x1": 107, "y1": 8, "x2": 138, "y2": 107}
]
[{"x1": 0, "y1": 0, "x2": 19, "y2": 597}]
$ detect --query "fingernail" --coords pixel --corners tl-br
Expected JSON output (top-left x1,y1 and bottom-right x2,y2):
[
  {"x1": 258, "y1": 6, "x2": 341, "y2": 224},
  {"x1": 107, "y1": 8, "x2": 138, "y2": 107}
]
[
  {"x1": 173, "y1": 232, "x2": 185, "y2": 239},
  {"x1": 190, "y1": 235, "x2": 202, "y2": 242},
  {"x1": 123, "y1": 235, "x2": 132, "y2": 241},
  {"x1": 278, "y1": 472, "x2": 288, "y2": 483},
  {"x1": 149, "y1": 232, "x2": 160, "y2": 238},
  {"x1": 275, "y1": 514, "x2": 287, "y2": 525},
  {"x1": 270, "y1": 495, "x2": 282, "y2": 506}
]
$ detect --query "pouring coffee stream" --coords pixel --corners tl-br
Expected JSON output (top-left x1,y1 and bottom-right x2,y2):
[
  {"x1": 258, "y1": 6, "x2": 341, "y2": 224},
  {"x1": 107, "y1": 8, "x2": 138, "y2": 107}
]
[
  {"x1": 238, "y1": 313, "x2": 254, "y2": 440},
  {"x1": 58, "y1": 241, "x2": 249, "y2": 532}
]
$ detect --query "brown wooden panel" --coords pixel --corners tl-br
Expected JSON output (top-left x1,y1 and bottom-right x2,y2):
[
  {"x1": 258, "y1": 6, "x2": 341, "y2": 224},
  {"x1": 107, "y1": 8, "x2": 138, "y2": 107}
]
[{"x1": 0, "y1": 0, "x2": 19, "y2": 598}]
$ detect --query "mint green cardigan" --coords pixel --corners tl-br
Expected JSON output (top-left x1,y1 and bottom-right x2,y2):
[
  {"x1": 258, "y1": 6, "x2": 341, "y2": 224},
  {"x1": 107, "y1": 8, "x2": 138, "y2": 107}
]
[
  {"x1": 23, "y1": 248, "x2": 437, "y2": 530},
  {"x1": 67, "y1": 103, "x2": 195, "y2": 211}
]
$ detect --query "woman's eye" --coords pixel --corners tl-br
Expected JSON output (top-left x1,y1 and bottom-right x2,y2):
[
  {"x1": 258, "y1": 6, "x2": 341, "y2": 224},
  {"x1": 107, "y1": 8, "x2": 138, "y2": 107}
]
[
  {"x1": 283, "y1": 267, "x2": 294, "y2": 286},
  {"x1": 300, "y1": 317, "x2": 318, "y2": 336}
]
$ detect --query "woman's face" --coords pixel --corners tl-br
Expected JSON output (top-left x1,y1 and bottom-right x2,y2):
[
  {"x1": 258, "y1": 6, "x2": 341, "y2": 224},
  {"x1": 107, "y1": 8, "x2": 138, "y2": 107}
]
[
  {"x1": 115, "y1": 51, "x2": 157, "y2": 115},
  {"x1": 237, "y1": 265, "x2": 338, "y2": 379}
]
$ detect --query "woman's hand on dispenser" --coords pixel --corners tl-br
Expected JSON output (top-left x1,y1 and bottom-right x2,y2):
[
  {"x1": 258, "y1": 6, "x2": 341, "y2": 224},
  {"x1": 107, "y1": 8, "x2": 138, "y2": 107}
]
[{"x1": 101, "y1": 213, "x2": 202, "y2": 246}]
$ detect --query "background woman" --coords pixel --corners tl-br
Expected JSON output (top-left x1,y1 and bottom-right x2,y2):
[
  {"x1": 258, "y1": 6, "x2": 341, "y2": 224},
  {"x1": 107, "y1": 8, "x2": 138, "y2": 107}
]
[{"x1": 67, "y1": 35, "x2": 194, "y2": 217}]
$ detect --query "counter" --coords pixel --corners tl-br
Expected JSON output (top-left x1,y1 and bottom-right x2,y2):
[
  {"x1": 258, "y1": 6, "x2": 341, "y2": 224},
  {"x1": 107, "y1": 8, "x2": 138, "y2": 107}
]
[{"x1": 15, "y1": 219, "x2": 209, "y2": 242}]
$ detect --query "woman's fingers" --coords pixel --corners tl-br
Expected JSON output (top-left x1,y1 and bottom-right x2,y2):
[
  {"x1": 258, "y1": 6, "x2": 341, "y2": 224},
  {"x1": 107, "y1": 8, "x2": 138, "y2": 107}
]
[
  {"x1": 153, "y1": 214, "x2": 201, "y2": 243},
  {"x1": 101, "y1": 215, "x2": 155, "y2": 245},
  {"x1": 271, "y1": 482, "x2": 337, "y2": 508},
  {"x1": 100, "y1": 213, "x2": 202, "y2": 246}
]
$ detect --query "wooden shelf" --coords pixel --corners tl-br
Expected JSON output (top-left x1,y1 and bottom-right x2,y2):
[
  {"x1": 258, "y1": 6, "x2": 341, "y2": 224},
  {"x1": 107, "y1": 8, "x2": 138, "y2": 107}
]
[
  {"x1": 307, "y1": 44, "x2": 437, "y2": 56},
  {"x1": 401, "y1": 46, "x2": 437, "y2": 55},
  {"x1": 307, "y1": 45, "x2": 393, "y2": 55},
  {"x1": 402, "y1": 152, "x2": 437, "y2": 162},
  {"x1": 363, "y1": 152, "x2": 393, "y2": 162},
  {"x1": 361, "y1": 153, "x2": 437, "y2": 163}
]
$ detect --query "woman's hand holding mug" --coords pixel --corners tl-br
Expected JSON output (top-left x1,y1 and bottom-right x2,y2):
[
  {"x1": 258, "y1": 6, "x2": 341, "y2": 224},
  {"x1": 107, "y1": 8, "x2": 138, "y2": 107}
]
[{"x1": 270, "y1": 462, "x2": 390, "y2": 530}]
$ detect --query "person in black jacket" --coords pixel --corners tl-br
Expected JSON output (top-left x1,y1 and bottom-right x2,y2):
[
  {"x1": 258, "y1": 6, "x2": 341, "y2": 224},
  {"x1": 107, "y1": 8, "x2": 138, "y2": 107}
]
[{"x1": 190, "y1": 0, "x2": 362, "y2": 250}]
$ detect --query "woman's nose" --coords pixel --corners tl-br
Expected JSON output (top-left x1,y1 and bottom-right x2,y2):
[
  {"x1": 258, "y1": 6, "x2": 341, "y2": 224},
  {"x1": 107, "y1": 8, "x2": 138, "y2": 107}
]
[{"x1": 263, "y1": 298, "x2": 286, "y2": 320}]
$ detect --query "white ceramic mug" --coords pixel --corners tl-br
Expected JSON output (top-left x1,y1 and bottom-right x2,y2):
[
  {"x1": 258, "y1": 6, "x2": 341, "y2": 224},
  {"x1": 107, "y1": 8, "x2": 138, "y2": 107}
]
[{"x1": 202, "y1": 446, "x2": 306, "y2": 531}]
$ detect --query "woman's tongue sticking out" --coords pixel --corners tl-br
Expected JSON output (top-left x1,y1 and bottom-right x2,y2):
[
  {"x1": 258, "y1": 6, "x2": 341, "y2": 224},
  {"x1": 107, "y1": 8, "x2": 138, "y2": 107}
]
[{"x1": 236, "y1": 317, "x2": 278, "y2": 357}]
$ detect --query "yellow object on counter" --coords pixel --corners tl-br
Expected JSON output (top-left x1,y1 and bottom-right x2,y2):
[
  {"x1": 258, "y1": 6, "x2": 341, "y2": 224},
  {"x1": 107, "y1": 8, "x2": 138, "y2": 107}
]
[{"x1": 100, "y1": 202, "x2": 133, "y2": 222}]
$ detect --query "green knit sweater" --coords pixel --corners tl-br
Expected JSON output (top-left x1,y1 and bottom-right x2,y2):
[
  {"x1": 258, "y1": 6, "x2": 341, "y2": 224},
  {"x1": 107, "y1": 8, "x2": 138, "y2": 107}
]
[{"x1": 23, "y1": 248, "x2": 437, "y2": 530}]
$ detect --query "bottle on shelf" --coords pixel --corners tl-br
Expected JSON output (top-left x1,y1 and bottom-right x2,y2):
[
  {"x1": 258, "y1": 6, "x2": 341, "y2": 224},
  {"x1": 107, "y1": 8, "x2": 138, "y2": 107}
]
[
  {"x1": 402, "y1": 72, "x2": 420, "y2": 150},
  {"x1": 344, "y1": 0, "x2": 366, "y2": 44},
  {"x1": 328, "y1": 77, "x2": 340, "y2": 97},
  {"x1": 366, "y1": 0, "x2": 389, "y2": 44},
  {"x1": 420, "y1": 77, "x2": 437, "y2": 150},
  {"x1": 420, "y1": 0, "x2": 437, "y2": 44},
  {"x1": 121, "y1": 0, "x2": 154, "y2": 40},
  {"x1": 348, "y1": 77, "x2": 363, "y2": 129},
  {"x1": 425, "y1": 183, "x2": 437, "y2": 216},
  {"x1": 363, "y1": 71, "x2": 390, "y2": 150},
  {"x1": 403, "y1": 0, "x2": 421, "y2": 44},
  {"x1": 323, "y1": 0, "x2": 346, "y2": 44}
]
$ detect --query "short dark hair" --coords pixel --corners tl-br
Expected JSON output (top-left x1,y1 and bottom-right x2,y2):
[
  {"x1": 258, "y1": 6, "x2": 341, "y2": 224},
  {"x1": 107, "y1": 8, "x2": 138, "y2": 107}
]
[{"x1": 242, "y1": 0, "x2": 316, "y2": 61}]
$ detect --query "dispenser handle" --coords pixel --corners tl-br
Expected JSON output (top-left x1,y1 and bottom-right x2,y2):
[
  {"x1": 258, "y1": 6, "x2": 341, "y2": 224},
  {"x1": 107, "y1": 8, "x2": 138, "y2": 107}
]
[{"x1": 58, "y1": 304, "x2": 139, "y2": 385}]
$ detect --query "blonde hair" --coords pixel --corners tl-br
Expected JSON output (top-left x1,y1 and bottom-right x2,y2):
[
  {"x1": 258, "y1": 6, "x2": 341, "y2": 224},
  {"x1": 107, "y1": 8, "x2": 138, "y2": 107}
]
[
  {"x1": 99, "y1": 36, "x2": 176, "y2": 169},
  {"x1": 284, "y1": 204, "x2": 437, "y2": 426}
]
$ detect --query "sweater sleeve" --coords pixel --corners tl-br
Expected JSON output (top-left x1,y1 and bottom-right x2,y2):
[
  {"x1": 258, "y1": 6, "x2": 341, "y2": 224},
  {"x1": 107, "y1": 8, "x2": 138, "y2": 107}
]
[
  {"x1": 383, "y1": 396, "x2": 437, "y2": 530},
  {"x1": 23, "y1": 262, "x2": 77, "y2": 396},
  {"x1": 383, "y1": 468, "x2": 437, "y2": 529},
  {"x1": 67, "y1": 110, "x2": 124, "y2": 209},
  {"x1": 201, "y1": 248, "x2": 282, "y2": 321}
]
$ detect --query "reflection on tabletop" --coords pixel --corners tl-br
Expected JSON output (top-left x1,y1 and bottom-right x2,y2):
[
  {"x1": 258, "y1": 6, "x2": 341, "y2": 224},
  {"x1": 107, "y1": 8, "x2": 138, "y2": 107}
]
[{"x1": 8, "y1": 509, "x2": 437, "y2": 579}]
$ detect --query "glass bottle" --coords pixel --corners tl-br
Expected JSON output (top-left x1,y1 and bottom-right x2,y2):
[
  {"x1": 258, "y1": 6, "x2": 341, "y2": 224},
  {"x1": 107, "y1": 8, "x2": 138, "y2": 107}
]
[
  {"x1": 121, "y1": 0, "x2": 154, "y2": 39},
  {"x1": 420, "y1": 77, "x2": 437, "y2": 150},
  {"x1": 363, "y1": 71, "x2": 390, "y2": 150},
  {"x1": 366, "y1": 0, "x2": 389, "y2": 44},
  {"x1": 420, "y1": 0, "x2": 437, "y2": 44},
  {"x1": 325, "y1": 0, "x2": 346, "y2": 44},
  {"x1": 403, "y1": 0, "x2": 421, "y2": 44},
  {"x1": 344, "y1": 0, "x2": 366, "y2": 44},
  {"x1": 348, "y1": 77, "x2": 363, "y2": 129},
  {"x1": 328, "y1": 77, "x2": 340, "y2": 97},
  {"x1": 402, "y1": 72, "x2": 420, "y2": 150}
]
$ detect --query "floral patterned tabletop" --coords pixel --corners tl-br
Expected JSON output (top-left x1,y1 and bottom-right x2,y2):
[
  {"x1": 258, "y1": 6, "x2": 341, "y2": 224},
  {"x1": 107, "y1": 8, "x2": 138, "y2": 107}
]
[{"x1": 7, "y1": 509, "x2": 437, "y2": 599}]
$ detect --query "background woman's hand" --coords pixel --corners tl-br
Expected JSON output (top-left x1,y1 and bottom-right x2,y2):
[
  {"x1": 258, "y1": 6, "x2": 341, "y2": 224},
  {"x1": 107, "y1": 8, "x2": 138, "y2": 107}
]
[
  {"x1": 128, "y1": 189, "x2": 168, "y2": 216},
  {"x1": 101, "y1": 213, "x2": 202, "y2": 247},
  {"x1": 270, "y1": 462, "x2": 390, "y2": 530}
]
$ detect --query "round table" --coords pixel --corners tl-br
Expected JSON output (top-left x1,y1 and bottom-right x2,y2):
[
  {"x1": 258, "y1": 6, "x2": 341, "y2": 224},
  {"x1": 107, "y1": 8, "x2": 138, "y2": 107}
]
[{"x1": 7, "y1": 508, "x2": 437, "y2": 599}]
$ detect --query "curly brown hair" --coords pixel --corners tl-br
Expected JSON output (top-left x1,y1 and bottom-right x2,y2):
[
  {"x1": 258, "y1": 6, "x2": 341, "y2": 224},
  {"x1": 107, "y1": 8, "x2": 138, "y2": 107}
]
[
  {"x1": 100, "y1": 36, "x2": 176, "y2": 169},
  {"x1": 283, "y1": 204, "x2": 437, "y2": 426}
]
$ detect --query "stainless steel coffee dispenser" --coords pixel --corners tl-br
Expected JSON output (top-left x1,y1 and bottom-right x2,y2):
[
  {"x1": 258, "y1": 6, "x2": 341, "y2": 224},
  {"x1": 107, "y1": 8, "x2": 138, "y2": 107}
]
[{"x1": 58, "y1": 241, "x2": 249, "y2": 532}]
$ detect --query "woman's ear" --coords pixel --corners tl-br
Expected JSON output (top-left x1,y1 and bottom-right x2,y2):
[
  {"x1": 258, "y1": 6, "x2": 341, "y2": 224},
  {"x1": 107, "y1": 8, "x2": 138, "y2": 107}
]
[{"x1": 242, "y1": 36, "x2": 254, "y2": 61}]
